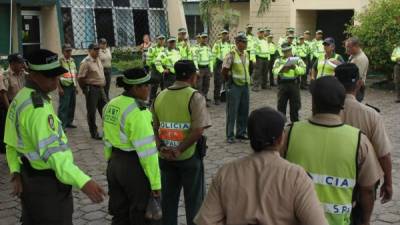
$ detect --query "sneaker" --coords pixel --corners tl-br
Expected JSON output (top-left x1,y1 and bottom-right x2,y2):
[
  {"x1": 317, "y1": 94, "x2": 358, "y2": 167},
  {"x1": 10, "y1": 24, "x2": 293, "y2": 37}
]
[
  {"x1": 227, "y1": 138, "x2": 235, "y2": 144},
  {"x1": 91, "y1": 133, "x2": 103, "y2": 140}
]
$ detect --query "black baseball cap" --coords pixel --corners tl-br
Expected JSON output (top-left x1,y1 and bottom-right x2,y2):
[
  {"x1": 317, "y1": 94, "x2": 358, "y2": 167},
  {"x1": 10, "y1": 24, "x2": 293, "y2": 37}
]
[
  {"x1": 8, "y1": 53, "x2": 25, "y2": 63},
  {"x1": 27, "y1": 49, "x2": 67, "y2": 77},
  {"x1": 174, "y1": 60, "x2": 197, "y2": 80},
  {"x1": 335, "y1": 63, "x2": 360, "y2": 85},
  {"x1": 310, "y1": 76, "x2": 346, "y2": 111},
  {"x1": 323, "y1": 37, "x2": 335, "y2": 46},
  {"x1": 248, "y1": 107, "x2": 286, "y2": 151}
]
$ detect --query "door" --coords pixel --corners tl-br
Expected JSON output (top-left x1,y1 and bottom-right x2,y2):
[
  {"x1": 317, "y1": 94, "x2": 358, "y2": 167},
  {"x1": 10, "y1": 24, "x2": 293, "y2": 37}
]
[{"x1": 21, "y1": 11, "x2": 41, "y2": 58}]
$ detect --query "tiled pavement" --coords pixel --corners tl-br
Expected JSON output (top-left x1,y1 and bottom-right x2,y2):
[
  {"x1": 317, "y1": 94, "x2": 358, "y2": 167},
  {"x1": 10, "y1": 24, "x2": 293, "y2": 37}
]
[{"x1": 0, "y1": 78, "x2": 399, "y2": 224}]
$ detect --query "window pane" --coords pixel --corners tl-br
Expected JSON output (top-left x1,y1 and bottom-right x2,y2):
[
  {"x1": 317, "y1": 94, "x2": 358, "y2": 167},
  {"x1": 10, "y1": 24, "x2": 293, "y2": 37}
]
[
  {"x1": 95, "y1": 0, "x2": 112, "y2": 7},
  {"x1": 60, "y1": 0, "x2": 71, "y2": 7},
  {"x1": 116, "y1": 9, "x2": 135, "y2": 46},
  {"x1": 113, "y1": 0, "x2": 130, "y2": 7},
  {"x1": 131, "y1": 0, "x2": 147, "y2": 8},
  {"x1": 185, "y1": 15, "x2": 195, "y2": 38},
  {"x1": 95, "y1": 9, "x2": 115, "y2": 46},
  {"x1": 148, "y1": 10, "x2": 167, "y2": 40},
  {"x1": 71, "y1": 8, "x2": 96, "y2": 48},
  {"x1": 71, "y1": 0, "x2": 94, "y2": 7},
  {"x1": 148, "y1": 0, "x2": 163, "y2": 8},
  {"x1": 61, "y1": 8, "x2": 75, "y2": 47}
]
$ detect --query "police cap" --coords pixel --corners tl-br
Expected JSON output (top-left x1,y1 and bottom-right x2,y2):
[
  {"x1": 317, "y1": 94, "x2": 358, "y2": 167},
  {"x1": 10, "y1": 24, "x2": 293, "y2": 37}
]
[
  {"x1": 178, "y1": 28, "x2": 187, "y2": 34},
  {"x1": 174, "y1": 60, "x2": 197, "y2": 80},
  {"x1": 167, "y1": 37, "x2": 177, "y2": 42},
  {"x1": 88, "y1": 43, "x2": 100, "y2": 50},
  {"x1": 248, "y1": 107, "x2": 286, "y2": 151},
  {"x1": 281, "y1": 43, "x2": 292, "y2": 51},
  {"x1": 316, "y1": 30, "x2": 323, "y2": 34},
  {"x1": 310, "y1": 76, "x2": 346, "y2": 112},
  {"x1": 26, "y1": 49, "x2": 67, "y2": 77},
  {"x1": 323, "y1": 37, "x2": 335, "y2": 46},
  {"x1": 235, "y1": 33, "x2": 247, "y2": 42},
  {"x1": 120, "y1": 68, "x2": 154, "y2": 86},
  {"x1": 62, "y1": 44, "x2": 73, "y2": 51}
]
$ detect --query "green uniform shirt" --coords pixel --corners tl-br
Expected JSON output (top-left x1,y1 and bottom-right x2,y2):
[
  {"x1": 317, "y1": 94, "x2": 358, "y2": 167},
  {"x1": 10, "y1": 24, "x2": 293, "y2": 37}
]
[
  {"x1": 5, "y1": 83, "x2": 90, "y2": 189},
  {"x1": 212, "y1": 40, "x2": 233, "y2": 62},
  {"x1": 391, "y1": 46, "x2": 400, "y2": 62},
  {"x1": 194, "y1": 44, "x2": 214, "y2": 72},
  {"x1": 177, "y1": 40, "x2": 192, "y2": 60},
  {"x1": 146, "y1": 45, "x2": 165, "y2": 67},
  {"x1": 103, "y1": 94, "x2": 161, "y2": 190},
  {"x1": 155, "y1": 48, "x2": 182, "y2": 74},
  {"x1": 272, "y1": 56, "x2": 306, "y2": 79}
]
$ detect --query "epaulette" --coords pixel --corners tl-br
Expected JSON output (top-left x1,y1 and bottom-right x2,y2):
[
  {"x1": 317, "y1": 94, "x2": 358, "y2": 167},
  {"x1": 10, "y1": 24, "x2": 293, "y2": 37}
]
[
  {"x1": 365, "y1": 103, "x2": 381, "y2": 113},
  {"x1": 31, "y1": 91, "x2": 44, "y2": 108}
]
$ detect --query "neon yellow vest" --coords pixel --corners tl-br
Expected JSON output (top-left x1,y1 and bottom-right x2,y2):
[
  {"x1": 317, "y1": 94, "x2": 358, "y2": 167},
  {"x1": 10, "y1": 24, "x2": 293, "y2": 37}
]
[
  {"x1": 317, "y1": 54, "x2": 341, "y2": 78},
  {"x1": 60, "y1": 58, "x2": 77, "y2": 86},
  {"x1": 286, "y1": 120, "x2": 359, "y2": 225},
  {"x1": 197, "y1": 45, "x2": 212, "y2": 66},
  {"x1": 231, "y1": 50, "x2": 250, "y2": 86},
  {"x1": 255, "y1": 38, "x2": 270, "y2": 59},
  {"x1": 213, "y1": 41, "x2": 232, "y2": 61},
  {"x1": 154, "y1": 87, "x2": 197, "y2": 161}
]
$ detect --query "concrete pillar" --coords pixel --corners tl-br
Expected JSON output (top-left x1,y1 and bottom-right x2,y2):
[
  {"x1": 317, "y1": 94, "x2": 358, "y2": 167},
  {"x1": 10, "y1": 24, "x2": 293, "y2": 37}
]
[
  {"x1": 166, "y1": 0, "x2": 187, "y2": 37},
  {"x1": 41, "y1": 5, "x2": 61, "y2": 54}
]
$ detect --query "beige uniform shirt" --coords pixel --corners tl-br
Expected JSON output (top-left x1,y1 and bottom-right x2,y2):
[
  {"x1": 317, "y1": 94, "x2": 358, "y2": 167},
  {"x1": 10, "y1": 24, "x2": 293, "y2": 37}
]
[
  {"x1": 222, "y1": 48, "x2": 246, "y2": 70},
  {"x1": 341, "y1": 94, "x2": 391, "y2": 158},
  {"x1": 99, "y1": 48, "x2": 112, "y2": 68},
  {"x1": 0, "y1": 68, "x2": 26, "y2": 100},
  {"x1": 349, "y1": 50, "x2": 369, "y2": 82},
  {"x1": 152, "y1": 81, "x2": 212, "y2": 129},
  {"x1": 281, "y1": 114, "x2": 383, "y2": 187},
  {"x1": 78, "y1": 56, "x2": 106, "y2": 87},
  {"x1": 195, "y1": 150, "x2": 328, "y2": 225}
]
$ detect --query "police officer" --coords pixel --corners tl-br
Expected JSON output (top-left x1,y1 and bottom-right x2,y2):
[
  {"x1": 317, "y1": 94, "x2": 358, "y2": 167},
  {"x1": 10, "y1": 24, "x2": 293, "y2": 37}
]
[
  {"x1": 282, "y1": 76, "x2": 383, "y2": 225},
  {"x1": 311, "y1": 30, "x2": 324, "y2": 62},
  {"x1": 335, "y1": 64, "x2": 393, "y2": 224},
  {"x1": 177, "y1": 28, "x2": 192, "y2": 60},
  {"x1": 245, "y1": 24, "x2": 256, "y2": 76},
  {"x1": 278, "y1": 34, "x2": 295, "y2": 57},
  {"x1": 153, "y1": 60, "x2": 211, "y2": 225},
  {"x1": 155, "y1": 37, "x2": 181, "y2": 89},
  {"x1": 5, "y1": 49, "x2": 105, "y2": 225},
  {"x1": 391, "y1": 45, "x2": 400, "y2": 102},
  {"x1": 58, "y1": 44, "x2": 78, "y2": 129},
  {"x1": 311, "y1": 37, "x2": 344, "y2": 80},
  {"x1": 222, "y1": 33, "x2": 251, "y2": 143},
  {"x1": 103, "y1": 68, "x2": 161, "y2": 225},
  {"x1": 78, "y1": 43, "x2": 107, "y2": 140},
  {"x1": 195, "y1": 33, "x2": 214, "y2": 103},
  {"x1": 253, "y1": 28, "x2": 270, "y2": 91},
  {"x1": 212, "y1": 29, "x2": 232, "y2": 105},
  {"x1": 99, "y1": 38, "x2": 112, "y2": 99},
  {"x1": 295, "y1": 35, "x2": 310, "y2": 89},
  {"x1": 278, "y1": 27, "x2": 295, "y2": 46},
  {"x1": 273, "y1": 43, "x2": 306, "y2": 122},
  {"x1": 267, "y1": 33, "x2": 278, "y2": 86},
  {"x1": 0, "y1": 53, "x2": 26, "y2": 153},
  {"x1": 147, "y1": 34, "x2": 166, "y2": 101}
]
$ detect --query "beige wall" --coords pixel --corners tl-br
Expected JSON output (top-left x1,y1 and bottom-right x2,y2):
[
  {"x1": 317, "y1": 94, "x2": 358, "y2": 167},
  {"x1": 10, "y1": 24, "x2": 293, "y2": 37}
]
[
  {"x1": 11, "y1": 3, "x2": 19, "y2": 53},
  {"x1": 167, "y1": 0, "x2": 187, "y2": 36},
  {"x1": 231, "y1": 2, "x2": 250, "y2": 33},
  {"x1": 41, "y1": 6, "x2": 61, "y2": 54},
  {"x1": 295, "y1": 10, "x2": 316, "y2": 36}
]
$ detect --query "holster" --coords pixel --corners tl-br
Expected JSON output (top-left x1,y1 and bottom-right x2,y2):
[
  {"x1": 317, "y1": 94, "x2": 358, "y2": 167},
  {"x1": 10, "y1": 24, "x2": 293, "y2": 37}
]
[{"x1": 196, "y1": 135, "x2": 208, "y2": 159}]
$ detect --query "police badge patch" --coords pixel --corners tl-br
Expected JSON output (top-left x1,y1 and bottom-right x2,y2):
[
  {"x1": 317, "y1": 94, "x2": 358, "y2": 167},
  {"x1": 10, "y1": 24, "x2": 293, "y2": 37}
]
[{"x1": 48, "y1": 115, "x2": 55, "y2": 131}]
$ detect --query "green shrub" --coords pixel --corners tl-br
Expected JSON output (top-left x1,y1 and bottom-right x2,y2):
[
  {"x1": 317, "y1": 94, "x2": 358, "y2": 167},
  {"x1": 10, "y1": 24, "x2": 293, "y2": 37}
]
[
  {"x1": 112, "y1": 59, "x2": 143, "y2": 73},
  {"x1": 346, "y1": 0, "x2": 400, "y2": 77}
]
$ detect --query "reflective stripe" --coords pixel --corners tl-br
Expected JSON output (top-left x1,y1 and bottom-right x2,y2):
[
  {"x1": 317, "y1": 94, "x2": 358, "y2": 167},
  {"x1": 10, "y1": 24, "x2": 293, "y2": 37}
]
[
  {"x1": 104, "y1": 140, "x2": 112, "y2": 148},
  {"x1": 15, "y1": 98, "x2": 33, "y2": 147},
  {"x1": 37, "y1": 135, "x2": 59, "y2": 150},
  {"x1": 119, "y1": 102, "x2": 138, "y2": 143},
  {"x1": 41, "y1": 144, "x2": 69, "y2": 161},
  {"x1": 309, "y1": 172, "x2": 355, "y2": 189},
  {"x1": 133, "y1": 135, "x2": 155, "y2": 148},
  {"x1": 23, "y1": 151, "x2": 41, "y2": 161},
  {"x1": 137, "y1": 147, "x2": 158, "y2": 158},
  {"x1": 323, "y1": 203, "x2": 352, "y2": 215}
]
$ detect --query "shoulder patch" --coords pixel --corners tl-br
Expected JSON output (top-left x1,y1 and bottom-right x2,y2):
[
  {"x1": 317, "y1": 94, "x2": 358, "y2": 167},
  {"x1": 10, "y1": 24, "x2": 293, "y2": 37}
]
[
  {"x1": 48, "y1": 114, "x2": 55, "y2": 131},
  {"x1": 31, "y1": 91, "x2": 44, "y2": 108}
]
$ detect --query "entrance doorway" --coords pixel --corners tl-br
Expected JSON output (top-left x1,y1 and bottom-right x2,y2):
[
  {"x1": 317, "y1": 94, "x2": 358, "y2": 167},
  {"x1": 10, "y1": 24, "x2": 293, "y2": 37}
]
[
  {"x1": 316, "y1": 10, "x2": 354, "y2": 57},
  {"x1": 21, "y1": 10, "x2": 41, "y2": 57}
]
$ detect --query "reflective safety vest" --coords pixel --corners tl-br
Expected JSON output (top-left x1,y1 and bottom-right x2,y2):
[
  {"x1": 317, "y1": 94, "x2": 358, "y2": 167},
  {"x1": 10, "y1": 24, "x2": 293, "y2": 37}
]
[
  {"x1": 155, "y1": 48, "x2": 181, "y2": 74},
  {"x1": 294, "y1": 43, "x2": 309, "y2": 58},
  {"x1": 4, "y1": 86, "x2": 90, "y2": 188},
  {"x1": 195, "y1": 45, "x2": 214, "y2": 71},
  {"x1": 316, "y1": 54, "x2": 342, "y2": 79},
  {"x1": 154, "y1": 86, "x2": 197, "y2": 161},
  {"x1": 231, "y1": 49, "x2": 250, "y2": 86},
  {"x1": 391, "y1": 47, "x2": 400, "y2": 62},
  {"x1": 246, "y1": 34, "x2": 256, "y2": 62},
  {"x1": 177, "y1": 40, "x2": 192, "y2": 60},
  {"x1": 60, "y1": 57, "x2": 77, "y2": 86},
  {"x1": 286, "y1": 120, "x2": 360, "y2": 225},
  {"x1": 267, "y1": 42, "x2": 277, "y2": 56},
  {"x1": 102, "y1": 95, "x2": 161, "y2": 190},
  {"x1": 255, "y1": 38, "x2": 270, "y2": 59},
  {"x1": 212, "y1": 41, "x2": 233, "y2": 61},
  {"x1": 313, "y1": 39, "x2": 325, "y2": 59},
  {"x1": 272, "y1": 57, "x2": 306, "y2": 79},
  {"x1": 146, "y1": 45, "x2": 165, "y2": 67}
]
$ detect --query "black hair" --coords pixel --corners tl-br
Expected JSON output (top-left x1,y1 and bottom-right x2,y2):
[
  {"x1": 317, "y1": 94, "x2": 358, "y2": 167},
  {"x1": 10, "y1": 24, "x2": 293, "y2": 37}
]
[
  {"x1": 335, "y1": 63, "x2": 360, "y2": 92},
  {"x1": 116, "y1": 68, "x2": 148, "y2": 91}
]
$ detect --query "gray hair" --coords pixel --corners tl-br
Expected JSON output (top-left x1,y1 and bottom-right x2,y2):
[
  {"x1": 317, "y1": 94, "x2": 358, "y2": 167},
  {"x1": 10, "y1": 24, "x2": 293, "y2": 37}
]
[{"x1": 346, "y1": 37, "x2": 360, "y2": 47}]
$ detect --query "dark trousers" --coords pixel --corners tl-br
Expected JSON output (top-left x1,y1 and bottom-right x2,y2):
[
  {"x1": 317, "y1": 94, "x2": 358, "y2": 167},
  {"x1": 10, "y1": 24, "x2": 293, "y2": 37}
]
[
  {"x1": 162, "y1": 73, "x2": 176, "y2": 89},
  {"x1": 150, "y1": 67, "x2": 163, "y2": 101},
  {"x1": 197, "y1": 67, "x2": 211, "y2": 97},
  {"x1": 301, "y1": 57, "x2": 310, "y2": 88},
  {"x1": 253, "y1": 57, "x2": 269, "y2": 89},
  {"x1": 58, "y1": 85, "x2": 76, "y2": 128},
  {"x1": 84, "y1": 85, "x2": 107, "y2": 136},
  {"x1": 226, "y1": 83, "x2": 249, "y2": 139},
  {"x1": 394, "y1": 64, "x2": 400, "y2": 101},
  {"x1": 0, "y1": 106, "x2": 6, "y2": 153},
  {"x1": 214, "y1": 60, "x2": 224, "y2": 101},
  {"x1": 107, "y1": 149, "x2": 152, "y2": 225},
  {"x1": 277, "y1": 82, "x2": 301, "y2": 122},
  {"x1": 20, "y1": 165, "x2": 73, "y2": 225},
  {"x1": 268, "y1": 56, "x2": 276, "y2": 86},
  {"x1": 104, "y1": 67, "x2": 112, "y2": 99},
  {"x1": 159, "y1": 155, "x2": 204, "y2": 225}
]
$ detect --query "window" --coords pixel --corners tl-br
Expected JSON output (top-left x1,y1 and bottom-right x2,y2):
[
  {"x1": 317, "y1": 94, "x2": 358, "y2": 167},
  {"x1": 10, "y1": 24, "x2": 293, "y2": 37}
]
[
  {"x1": 148, "y1": 10, "x2": 167, "y2": 40},
  {"x1": 133, "y1": 10, "x2": 149, "y2": 45},
  {"x1": 61, "y1": 0, "x2": 72, "y2": 7},
  {"x1": 61, "y1": 8, "x2": 75, "y2": 47},
  {"x1": 72, "y1": 8, "x2": 96, "y2": 48},
  {"x1": 95, "y1": 9, "x2": 115, "y2": 46},
  {"x1": 148, "y1": 0, "x2": 163, "y2": 8},
  {"x1": 113, "y1": 0, "x2": 130, "y2": 7},
  {"x1": 116, "y1": 9, "x2": 135, "y2": 46},
  {"x1": 185, "y1": 15, "x2": 204, "y2": 39},
  {"x1": 95, "y1": 0, "x2": 112, "y2": 7},
  {"x1": 71, "y1": 0, "x2": 94, "y2": 7},
  {"x1": 131, "y1": 0, "x2": 147, "y2": 8}
]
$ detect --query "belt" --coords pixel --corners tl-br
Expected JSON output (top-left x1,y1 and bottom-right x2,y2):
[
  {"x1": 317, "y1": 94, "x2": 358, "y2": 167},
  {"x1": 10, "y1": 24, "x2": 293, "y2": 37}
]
[
  {"x1": 256, "y1": 56, "x2": 269, "y2": 60},
  {"x1": 21, "y1": 156, "x2": 55, "y2": 177},
  {"x1": 278, "y1": 78, "x2": 297, "y2": 84},
  {"x1": 111, "y1": 146, "x2": 136, "y2": 155},
  {"x1": 198, "y1": 65, "x2": 209, "y2": 69}
]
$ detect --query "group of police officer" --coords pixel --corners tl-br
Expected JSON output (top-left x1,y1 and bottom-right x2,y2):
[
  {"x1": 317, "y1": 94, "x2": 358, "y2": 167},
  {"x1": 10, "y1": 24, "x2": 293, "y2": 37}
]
[{"x1": 0, "y1": 24, "x2": 397, "y2": 225}]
